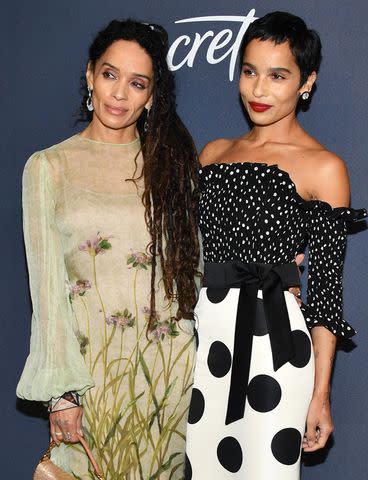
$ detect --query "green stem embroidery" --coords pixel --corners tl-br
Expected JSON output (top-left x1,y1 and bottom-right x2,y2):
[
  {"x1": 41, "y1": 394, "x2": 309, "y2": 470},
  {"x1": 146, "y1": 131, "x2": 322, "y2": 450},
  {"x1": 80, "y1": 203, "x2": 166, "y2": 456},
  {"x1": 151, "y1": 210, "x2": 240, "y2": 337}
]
[
  {"x1": 113, "y1": 328, "x2": 124, "y2": 398},
  {"x1": 80, "y1": 295, "x2": 92, "y2": 370},
  {"x1": 92, "y1": 255, "x2": 108, "y2": 399}
]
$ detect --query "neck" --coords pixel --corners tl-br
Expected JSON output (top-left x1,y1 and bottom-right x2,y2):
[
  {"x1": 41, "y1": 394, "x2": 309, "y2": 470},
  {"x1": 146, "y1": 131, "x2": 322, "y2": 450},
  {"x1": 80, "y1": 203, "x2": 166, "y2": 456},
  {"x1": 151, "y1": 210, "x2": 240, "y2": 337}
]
[
  {"x1": 81, "y1": 119, "x2": 138, "y2": 144},
  {"x1": 248, "y1": 112, "x2": 302, "y2": 144}
]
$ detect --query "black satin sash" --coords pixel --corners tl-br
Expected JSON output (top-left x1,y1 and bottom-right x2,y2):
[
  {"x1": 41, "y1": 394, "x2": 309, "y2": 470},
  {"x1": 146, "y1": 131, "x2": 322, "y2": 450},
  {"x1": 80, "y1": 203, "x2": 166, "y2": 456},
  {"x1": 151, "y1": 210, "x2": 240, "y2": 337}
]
[{"x1": 203, "y1": 261, "x2": 300, "y2": 425}]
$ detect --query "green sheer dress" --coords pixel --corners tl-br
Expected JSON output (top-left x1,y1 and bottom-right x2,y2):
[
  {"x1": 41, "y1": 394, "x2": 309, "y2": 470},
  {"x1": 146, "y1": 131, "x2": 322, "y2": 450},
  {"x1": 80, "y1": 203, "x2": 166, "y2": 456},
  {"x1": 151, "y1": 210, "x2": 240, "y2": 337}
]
[{"x1": 17, "y1": 134, "x2": 196, "y2": 479}]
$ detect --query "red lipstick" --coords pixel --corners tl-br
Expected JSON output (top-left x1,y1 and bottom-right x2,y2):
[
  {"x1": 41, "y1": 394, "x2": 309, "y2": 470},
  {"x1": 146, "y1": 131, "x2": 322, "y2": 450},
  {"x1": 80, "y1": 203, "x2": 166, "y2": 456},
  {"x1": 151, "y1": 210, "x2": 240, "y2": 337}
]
[{"x1": 249, "y1": 102, "x2": 272, "y2": 112}]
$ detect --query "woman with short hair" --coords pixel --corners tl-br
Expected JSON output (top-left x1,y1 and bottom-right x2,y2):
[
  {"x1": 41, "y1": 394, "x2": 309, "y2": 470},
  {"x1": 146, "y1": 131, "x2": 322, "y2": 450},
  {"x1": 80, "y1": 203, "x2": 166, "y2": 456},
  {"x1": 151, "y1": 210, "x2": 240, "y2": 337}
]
[{"x1": 185, "y1": 11, "x2": 366, "y2": 479}]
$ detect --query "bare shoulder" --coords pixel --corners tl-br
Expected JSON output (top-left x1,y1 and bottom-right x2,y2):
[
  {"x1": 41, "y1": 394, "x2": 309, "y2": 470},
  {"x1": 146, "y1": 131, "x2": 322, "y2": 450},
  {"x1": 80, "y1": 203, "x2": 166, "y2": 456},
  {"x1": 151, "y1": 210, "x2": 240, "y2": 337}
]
[
  {"x1": 314, "y1": 149, "x2": 348, "y2": 177},
  {"x1": 199, "y1": 138, "x2": 234, "y2": 167},
  {"x1": 299, "y1": 133, "x2": 348, "y2": 178},
  {"x1": 310, "y1": 148, "x2": 349, "y2": 188},
  {"x1": 308, "y1": 148, "x2": 350, "y2": 207}
]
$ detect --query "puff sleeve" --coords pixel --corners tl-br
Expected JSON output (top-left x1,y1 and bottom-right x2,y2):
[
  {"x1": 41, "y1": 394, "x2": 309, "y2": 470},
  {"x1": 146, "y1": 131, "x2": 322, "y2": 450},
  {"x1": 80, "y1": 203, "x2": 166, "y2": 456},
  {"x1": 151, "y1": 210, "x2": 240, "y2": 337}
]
[
  {"x1": 16, "y1": 151, "x2": 94, "y2": 401},
  {"x1": 300, "y1": 202, "x2": 367, "y2": 338}
]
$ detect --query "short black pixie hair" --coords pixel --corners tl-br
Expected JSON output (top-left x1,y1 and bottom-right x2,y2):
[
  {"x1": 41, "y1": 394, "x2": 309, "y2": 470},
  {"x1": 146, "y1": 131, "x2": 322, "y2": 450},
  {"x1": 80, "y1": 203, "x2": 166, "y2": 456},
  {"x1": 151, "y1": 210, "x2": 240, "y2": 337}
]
[{"x1": 240, "y1": 11, "x2": 322, "y2": 85}]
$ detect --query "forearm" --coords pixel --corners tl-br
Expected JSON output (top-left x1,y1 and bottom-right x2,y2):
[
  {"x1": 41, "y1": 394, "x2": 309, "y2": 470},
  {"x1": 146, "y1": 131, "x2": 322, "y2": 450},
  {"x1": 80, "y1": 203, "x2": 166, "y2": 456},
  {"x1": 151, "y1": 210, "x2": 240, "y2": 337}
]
[{"x1": 311, "y1": 326, "x2": 337, "y2": 397}]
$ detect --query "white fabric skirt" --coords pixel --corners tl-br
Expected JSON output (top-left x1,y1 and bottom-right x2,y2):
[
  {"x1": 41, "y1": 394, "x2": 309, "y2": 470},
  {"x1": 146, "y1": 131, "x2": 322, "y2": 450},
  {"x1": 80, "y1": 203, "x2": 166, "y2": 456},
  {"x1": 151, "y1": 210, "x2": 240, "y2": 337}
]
[{"x1": 185, "y1": 288, "x2": 315, "y2": 480}]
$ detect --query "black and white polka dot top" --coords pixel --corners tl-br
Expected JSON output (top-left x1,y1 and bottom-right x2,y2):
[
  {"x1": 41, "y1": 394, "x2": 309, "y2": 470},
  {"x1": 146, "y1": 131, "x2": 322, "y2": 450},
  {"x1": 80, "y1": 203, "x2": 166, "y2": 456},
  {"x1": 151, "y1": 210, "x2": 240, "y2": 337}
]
[{"x1": 199, "y1": 162, "x2": 367, "y2": 338}]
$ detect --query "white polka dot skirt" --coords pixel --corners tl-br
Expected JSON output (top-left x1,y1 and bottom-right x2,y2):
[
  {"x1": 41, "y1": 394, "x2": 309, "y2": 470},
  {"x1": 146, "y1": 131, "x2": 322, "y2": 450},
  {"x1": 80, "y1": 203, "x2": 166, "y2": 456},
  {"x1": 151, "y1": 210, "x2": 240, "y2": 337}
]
[{"x1": 185, "y1": 288, "x2": 315, "y2": 479}]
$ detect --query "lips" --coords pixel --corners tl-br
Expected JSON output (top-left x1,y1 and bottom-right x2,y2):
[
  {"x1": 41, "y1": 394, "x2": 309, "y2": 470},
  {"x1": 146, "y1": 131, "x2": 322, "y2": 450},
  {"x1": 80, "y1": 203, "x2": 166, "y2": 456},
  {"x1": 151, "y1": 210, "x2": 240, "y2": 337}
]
[
  {"x1": 105, "y1": 104, "x2": 128, "y2": 116},
  {"x1": 249, "y1": 102, "x2": 272, "y2": 112}
]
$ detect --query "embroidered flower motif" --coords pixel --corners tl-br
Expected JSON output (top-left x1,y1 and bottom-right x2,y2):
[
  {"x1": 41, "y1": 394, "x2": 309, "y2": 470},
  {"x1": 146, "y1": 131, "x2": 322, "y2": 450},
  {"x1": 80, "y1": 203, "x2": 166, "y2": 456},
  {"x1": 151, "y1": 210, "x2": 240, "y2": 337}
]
[
  {"x1": 149, "y1": 320, "x2": 179, "y2": 343},
  {"x1": 76, "y1": 331, "x2": 89, "y2": 356},
  {"x1": 127, "y1": 250, "x2": 152, "y2": 270},
  {"x1": 149, "y1": 322, "x2": 170, "y2": 343},
  {"x1": 67, "y1": 280, "x2": 92, "y2": 301},
  {"x1": 79, "y1": 233, "x2": 112, "y2": 256},
  {"x1": 143, "y1": 307, "x2": 179, "y2": 342},
  {"x1": 106, "y1": 309, "x2": 135, "y2": 330}
]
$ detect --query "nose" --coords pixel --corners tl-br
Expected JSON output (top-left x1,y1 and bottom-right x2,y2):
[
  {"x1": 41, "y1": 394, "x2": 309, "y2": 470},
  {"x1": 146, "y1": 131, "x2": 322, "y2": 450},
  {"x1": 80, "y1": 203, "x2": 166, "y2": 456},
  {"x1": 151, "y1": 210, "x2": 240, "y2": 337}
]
[
  {"x1": 112, "y1": 80, "x2": 128, "y2": 101},
  {"x1": 252, "y1": 75, "x2": 268, "y2": 98}
]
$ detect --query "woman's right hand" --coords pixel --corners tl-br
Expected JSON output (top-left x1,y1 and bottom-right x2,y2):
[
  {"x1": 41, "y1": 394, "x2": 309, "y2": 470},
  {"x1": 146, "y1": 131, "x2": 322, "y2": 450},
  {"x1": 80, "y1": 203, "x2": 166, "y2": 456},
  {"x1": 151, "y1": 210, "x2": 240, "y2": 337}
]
[
  {"x1": 50, "y1": 406, "x2": 83, "y2": 445},
  {"x1": 289, "y1": 253, "x2": 304, "y2": 305}
]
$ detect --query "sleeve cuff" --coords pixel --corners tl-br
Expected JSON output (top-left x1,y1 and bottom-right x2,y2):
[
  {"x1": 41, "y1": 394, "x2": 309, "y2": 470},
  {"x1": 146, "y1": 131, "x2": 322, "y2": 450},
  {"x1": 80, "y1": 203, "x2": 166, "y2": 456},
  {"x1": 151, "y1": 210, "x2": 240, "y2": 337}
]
[
  {"x1": 300, "y1": 303, "x2": 356, "y2": 339},
  {"x1": 48, "y1": 391, "x2": 82, "y2": 412}
]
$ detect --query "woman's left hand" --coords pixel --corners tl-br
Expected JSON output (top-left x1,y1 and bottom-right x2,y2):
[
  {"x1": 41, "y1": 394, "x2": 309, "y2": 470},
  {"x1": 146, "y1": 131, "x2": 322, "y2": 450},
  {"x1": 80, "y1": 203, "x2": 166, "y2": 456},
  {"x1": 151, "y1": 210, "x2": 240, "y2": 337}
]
[{"x1": 303, "y1": 393, "x2": 334, "y2": 452}]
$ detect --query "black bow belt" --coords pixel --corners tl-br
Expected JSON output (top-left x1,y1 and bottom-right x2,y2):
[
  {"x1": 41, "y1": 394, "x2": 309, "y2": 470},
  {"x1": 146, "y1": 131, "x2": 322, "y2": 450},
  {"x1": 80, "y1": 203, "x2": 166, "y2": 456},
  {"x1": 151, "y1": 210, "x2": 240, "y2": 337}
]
[{"x1": 203, "y1": 261, "x2": 300, "y2": 425}]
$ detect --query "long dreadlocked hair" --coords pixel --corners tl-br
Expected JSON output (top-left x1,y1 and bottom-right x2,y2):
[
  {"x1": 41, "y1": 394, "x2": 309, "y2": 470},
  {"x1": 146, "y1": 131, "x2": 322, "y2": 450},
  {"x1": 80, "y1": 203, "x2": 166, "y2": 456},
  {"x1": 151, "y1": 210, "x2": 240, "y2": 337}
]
[{"x1": 79, "y1": 19, "x2": 201, "y2": 329}]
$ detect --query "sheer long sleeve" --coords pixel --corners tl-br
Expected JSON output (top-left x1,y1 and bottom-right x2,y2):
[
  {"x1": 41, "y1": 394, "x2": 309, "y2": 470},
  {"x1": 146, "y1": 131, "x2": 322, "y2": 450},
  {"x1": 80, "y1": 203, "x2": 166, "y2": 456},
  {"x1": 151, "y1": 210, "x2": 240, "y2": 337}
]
[
  {"x1": 300, "y1": 202, "x2": 367, "y2": 338},
  {"x1": 17, "y1": 151, "x2": 94, "y2": 401}
]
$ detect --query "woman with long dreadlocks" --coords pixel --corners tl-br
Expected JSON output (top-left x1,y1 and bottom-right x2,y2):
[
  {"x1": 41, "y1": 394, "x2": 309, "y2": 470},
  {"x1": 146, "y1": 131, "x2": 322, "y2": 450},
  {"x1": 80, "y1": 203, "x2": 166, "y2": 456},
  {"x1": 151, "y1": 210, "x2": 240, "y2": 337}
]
[{"x1": 17, "y1": 20, "x2": 200, "y2": 479}]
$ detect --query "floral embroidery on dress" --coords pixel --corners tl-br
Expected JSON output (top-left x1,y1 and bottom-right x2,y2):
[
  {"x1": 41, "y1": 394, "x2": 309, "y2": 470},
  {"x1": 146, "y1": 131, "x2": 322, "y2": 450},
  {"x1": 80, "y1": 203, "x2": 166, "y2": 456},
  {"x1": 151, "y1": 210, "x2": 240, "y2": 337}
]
[
  {"x1": 106, "y1": 308, "x2": 135, "y2": 329},
  {"x1": 127, "y1": 249, "x2": 152, "y2": 269},
  {"x1": 67, "y1": 280, "x2": 92, "y2": 302},
  {"x1": 142, "y1": 307, "x2": 180, "y2": 342},
  {"x1": 68, "y1": 242, "x2": 194, "y2": 479},
  {"x1": 79, "y1": 233, "x2": 112, "y2": 256},
  {"x1": 20, "y1": 139, "x2": 195, "y2": 480},
  {"x1": 150, "y1": 320, "x2": 180, "y2": 343}
]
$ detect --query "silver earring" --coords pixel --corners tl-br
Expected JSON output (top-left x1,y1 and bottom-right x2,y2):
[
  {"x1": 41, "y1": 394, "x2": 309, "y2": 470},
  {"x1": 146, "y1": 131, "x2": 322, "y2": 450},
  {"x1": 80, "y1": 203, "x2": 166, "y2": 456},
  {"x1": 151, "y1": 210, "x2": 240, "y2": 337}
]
[
  {"x1": 301, "y1": 91, "x2": 310, "y2": 101},
  {"x1": 144, "y1": 107, "x2": 150, "y2": 132},
  {"x1": 86, "y1": 86, "x2": 94, "y2": 112}
]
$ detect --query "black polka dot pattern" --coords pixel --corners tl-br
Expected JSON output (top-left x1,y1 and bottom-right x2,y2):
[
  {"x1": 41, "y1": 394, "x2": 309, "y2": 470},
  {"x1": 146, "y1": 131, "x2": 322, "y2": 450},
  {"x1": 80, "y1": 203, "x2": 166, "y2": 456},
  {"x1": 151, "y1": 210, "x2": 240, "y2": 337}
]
[
  {"x1": 185, "y1": 162, "x2": 366, "y2": 479},
  {"x1": 193, "y1": 326, "x2": 199, "y2": 351},
  {"x1": 247, "y1": 375, "x2": 282, "y2": 412},
  {"x1": 199, "y1": 162, "x2": 365, "y2": 339},
  {"x1": 290, "y1": 330, "x2": 311, "y2": 368},
  {"x1": 217, "y1": 437, "x2": 243, "y2": 472},
  {"x1": 207, "y1": 341, "x2": 232, "y2": 378},
  {"x1": 184, "y1": 453, "x2": 192, "y2": 479},
  {"x1": 271, "y1": 428, "x2": 302, "y2": 465},
  {"x1": 206, "y1": 287, "x2": 230, "y2": 303},
  {"x1": 188, "y1": 388, "x2": 205, "y2": 424}
]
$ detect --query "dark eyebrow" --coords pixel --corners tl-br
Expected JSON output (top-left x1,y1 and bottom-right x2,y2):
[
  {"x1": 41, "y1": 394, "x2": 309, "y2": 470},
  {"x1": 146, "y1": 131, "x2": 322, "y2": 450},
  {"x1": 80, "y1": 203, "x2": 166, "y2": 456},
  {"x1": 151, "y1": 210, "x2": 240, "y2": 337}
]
[
  {"x1": 242, "y1": 62, "x2": 292, "y2": 75},
  {"x1": 101, "y1": 62, "x2": 151, "y2": 81},
  {"x1": 132, "y1": 72, "x2": 152, "y2": 81},
  {"x1": 102, "y1": 62, "x2": 119, "y2": 71},
  {"x1": 242, "y1": 62, "x2": 256, "y2": 68},
  {"x1": 270, "y1": 67, "x2": 292, "y2": 74}
]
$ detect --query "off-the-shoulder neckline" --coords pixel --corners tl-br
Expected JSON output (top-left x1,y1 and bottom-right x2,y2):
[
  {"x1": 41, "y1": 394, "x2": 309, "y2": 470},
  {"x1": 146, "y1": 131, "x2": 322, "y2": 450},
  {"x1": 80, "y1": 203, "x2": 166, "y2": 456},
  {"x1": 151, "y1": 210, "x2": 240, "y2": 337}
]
[
  {"x1": 200, "y1": 161, "x2": 305, "y2": 201},
  {"x1": 199, "y1": 161, "x2": 367, "y2": 219}
]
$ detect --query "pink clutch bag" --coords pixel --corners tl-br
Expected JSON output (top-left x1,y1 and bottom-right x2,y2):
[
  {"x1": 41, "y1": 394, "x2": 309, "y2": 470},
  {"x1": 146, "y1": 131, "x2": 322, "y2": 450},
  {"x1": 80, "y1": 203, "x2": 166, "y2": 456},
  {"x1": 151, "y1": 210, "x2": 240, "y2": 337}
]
[{"x1": 33, "y1": 435, "x2": 103, "y2": 480}]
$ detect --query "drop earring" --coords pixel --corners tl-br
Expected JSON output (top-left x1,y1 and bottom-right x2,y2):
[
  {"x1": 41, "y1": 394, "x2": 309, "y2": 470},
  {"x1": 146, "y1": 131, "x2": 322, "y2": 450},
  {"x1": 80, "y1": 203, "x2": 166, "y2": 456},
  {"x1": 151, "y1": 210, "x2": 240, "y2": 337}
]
[
  {"x1": 301, "y1": 91, "x2": 310, "y2": 101},
  {"x1": 144, "y1": 107, "x2": 150, "y2": 132},
  {"x1": 86, "y1": 86, "x2": 94, "y2": 112}
]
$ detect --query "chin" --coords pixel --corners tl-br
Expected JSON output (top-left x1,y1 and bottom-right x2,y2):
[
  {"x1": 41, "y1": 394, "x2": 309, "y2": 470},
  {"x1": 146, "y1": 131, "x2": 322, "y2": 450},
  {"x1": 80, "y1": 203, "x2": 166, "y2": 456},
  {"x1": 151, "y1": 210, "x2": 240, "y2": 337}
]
[
  {"x1": 254, "y1": 119, "x2": 280, "y2": 128},
  {"x1": 247, "y1": 112, "x2": 272, "y2": 125},
  {"x1": 100, "y1": 116, "x2": 130, "y2": 130}
]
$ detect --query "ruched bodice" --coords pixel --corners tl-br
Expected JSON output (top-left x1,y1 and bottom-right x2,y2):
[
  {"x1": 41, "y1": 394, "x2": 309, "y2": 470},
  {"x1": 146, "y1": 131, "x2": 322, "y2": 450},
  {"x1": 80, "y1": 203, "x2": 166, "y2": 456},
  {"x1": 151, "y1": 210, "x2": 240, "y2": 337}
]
[
  {"x1": 200, "y1": 162, "x2": 306, "y2": 264},
  {"x1": 199, "y1": 161, "x2": 367, "y2": 338}
]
